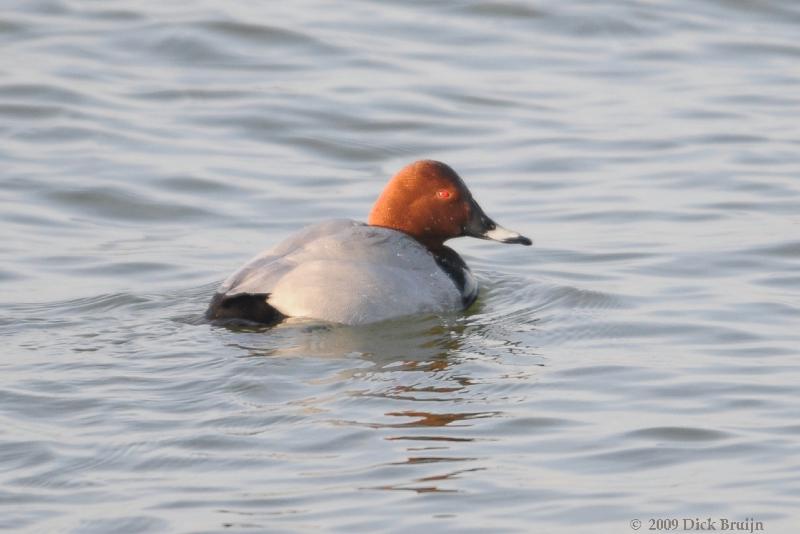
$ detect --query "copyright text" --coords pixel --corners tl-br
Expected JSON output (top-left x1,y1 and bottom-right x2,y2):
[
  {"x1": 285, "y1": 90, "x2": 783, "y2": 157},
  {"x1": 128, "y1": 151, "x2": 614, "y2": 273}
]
[{"x1": 629, "y1": 517, "x2": 764, "y2": 532}]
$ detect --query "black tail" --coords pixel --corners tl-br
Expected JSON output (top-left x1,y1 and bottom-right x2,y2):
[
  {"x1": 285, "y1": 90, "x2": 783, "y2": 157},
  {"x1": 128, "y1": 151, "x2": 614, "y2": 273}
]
[{"x1": 206, "y1": 293, "x2": 285, "y2": 325}]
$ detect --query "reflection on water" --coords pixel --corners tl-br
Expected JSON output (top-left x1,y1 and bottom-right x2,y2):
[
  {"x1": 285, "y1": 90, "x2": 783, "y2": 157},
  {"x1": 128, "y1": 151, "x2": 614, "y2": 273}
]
[{"x1": 3, "y1": 0, "x2": 800, "y2": 531}]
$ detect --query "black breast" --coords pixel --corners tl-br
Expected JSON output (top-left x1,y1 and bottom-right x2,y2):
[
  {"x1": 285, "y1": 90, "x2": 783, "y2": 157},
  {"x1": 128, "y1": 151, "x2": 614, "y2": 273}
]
[
  {"x1": 431, "y1": 246, "x2": 478, "y2": 308},
  {"x1": 206, "y1": 293, "x2": 285, "y2": 325}
]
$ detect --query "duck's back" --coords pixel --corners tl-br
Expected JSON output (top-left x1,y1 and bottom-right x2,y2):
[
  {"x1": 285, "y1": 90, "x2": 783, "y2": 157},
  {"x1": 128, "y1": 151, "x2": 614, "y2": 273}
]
[{"x1": 208, "y1": 219, "x2": 466, "y2": 325}]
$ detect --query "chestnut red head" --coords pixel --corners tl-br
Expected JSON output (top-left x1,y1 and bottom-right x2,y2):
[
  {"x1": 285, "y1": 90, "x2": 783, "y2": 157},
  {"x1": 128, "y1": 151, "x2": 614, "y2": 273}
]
[{"x1": 367, "y1": 160, "x2": 532, "y2": 249}]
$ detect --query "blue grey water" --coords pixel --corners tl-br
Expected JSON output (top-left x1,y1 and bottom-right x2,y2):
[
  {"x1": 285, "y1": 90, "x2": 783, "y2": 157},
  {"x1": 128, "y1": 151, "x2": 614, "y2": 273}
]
[{"x1": 1, "y1": 0, "x2": 799, "y2": 532}]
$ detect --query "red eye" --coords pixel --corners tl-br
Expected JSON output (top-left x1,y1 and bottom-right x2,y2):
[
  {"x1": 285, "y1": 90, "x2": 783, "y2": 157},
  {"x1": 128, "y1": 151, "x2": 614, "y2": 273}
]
[{"x1": 436, "y1": 189, "x2": 452, "y2": 200}]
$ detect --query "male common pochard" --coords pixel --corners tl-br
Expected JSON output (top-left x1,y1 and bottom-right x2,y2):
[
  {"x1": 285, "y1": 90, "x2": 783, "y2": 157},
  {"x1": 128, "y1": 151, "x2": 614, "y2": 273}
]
[{"x1": 207, "y1": 160, "x2": 531, "y2": 325}]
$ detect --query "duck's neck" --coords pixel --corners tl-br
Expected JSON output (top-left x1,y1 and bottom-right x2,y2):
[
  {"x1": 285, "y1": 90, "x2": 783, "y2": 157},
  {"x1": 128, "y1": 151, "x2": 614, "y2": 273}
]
[{"x1": 370, "y1": 219, "x2": 447, "y2": 251}]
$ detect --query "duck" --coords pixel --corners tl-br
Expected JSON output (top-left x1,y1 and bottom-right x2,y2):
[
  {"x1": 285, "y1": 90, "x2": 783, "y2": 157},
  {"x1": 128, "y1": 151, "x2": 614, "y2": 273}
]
[{"x1": 207, "y1": 160, "x2": 531, "y2": 325}]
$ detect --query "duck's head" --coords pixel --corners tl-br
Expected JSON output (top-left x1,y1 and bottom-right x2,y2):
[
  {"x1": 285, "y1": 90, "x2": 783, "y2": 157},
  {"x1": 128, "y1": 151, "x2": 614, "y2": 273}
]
[{"x1": 368, "y1": 160, "x2": 532, "y2": 250}]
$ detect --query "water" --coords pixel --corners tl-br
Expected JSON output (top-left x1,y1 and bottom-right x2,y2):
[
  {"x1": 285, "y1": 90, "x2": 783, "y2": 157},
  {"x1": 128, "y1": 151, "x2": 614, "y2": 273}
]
[{"x1": 2, "y1": 0, "x2": 800, "y2": 532}]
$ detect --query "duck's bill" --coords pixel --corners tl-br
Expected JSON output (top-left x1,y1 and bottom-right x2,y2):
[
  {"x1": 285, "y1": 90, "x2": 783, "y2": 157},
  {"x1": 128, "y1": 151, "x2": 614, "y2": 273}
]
[
  {"x1": 482, "y1": 223, "x2": 532, "y2": 245},
  {"x1": 464, "y1": 200, "x2": 532, "y2": 246}
]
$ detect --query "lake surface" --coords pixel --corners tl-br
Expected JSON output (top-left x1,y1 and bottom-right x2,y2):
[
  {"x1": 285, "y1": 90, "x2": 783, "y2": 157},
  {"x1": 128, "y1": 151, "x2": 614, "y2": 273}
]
[{"x1": 2, "y1": 0, "x2": 800, "y2": 532}]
